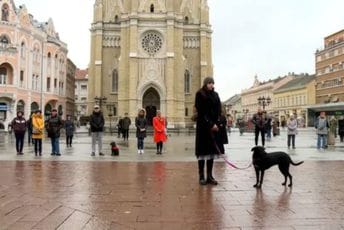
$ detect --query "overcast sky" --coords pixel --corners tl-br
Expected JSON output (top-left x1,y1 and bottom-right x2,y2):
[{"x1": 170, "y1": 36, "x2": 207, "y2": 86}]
[{"x1": 15, "y1": 0, "x2": 344, "y2": 100}]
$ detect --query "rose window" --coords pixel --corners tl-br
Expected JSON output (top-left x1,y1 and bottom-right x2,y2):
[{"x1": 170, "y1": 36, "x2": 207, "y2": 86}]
[{"x1": 141, "y1": 32, "x2": 163, "y2": 55}]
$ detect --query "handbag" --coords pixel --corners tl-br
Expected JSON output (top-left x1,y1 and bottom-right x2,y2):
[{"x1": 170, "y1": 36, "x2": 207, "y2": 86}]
[{"x1": 32, "y1": 128, "x2": 41, "y2": 134}]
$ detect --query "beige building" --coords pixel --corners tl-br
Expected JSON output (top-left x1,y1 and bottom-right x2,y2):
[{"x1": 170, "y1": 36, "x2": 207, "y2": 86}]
[
  {"x1": 75, "y1": 69, "x2": 89, "y2": 120},
  {"x1": 0, "y1": 1, "x2": 70, "y2": 130},
  {"x1": 241, "y1": 75, "x2": 293, "y2": 118},
  {"x1": 273, "y1": 74, "x2": 316, "y2": 127},
  {"x1": 66, "y1": 59, "x2": 76, "y2": 117},
  {"x1": 223, "y1": 94, "x2": 242, "y2": 124},
  {"x1": 88, "y1": 0, "x2": 213, "y2": 128}
]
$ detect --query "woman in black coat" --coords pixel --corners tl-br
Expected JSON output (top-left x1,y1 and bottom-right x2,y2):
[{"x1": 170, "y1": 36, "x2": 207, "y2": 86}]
[{"x1": 195, "y1": 77, "x2": 223, "y2": 185}]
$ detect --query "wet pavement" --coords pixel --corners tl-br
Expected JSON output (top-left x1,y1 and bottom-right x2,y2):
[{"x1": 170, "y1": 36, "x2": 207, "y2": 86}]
[{"x1": 0, "y1": 128, "x2": 343, "y2": 229}]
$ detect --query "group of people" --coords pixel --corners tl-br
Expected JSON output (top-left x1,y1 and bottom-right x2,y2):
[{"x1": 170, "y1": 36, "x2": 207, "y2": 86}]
[
  {"x1": 10, "y1": 109, "x2": 75, "y2": 156},
  {"x1": 89, "y1": 104, "x2": 168, "y2": 156}
]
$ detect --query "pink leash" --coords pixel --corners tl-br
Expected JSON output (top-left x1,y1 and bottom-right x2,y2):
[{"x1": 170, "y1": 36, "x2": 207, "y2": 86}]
[{"x1": 221, "y1": 156, "x2": 252, "y2": 170}]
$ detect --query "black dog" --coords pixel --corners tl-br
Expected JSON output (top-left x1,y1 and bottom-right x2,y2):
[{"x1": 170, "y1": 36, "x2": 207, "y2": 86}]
[
  {"x1": 110, "y1": 141, "x2": 119, "y2": 156},
  {"x1": 251, "y1": 146, "x2": 303, "y2": 188}
]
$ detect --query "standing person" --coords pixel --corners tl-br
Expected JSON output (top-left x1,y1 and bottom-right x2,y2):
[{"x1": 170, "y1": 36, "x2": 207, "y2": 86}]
[
  {"x1": 252, "y1": 108, "x2": 267, "y2": 146},
  {"x1": 315, "y1": 111, "x2": 329, "y2": 150},
  {"x1": 121, "y1": 113, "x2": 131, "y2": 141},
  {"x1": 117, "y1": 116, "x2": 122, "y2": 138},
  {"x1": 153, "y1": 110, "x2": 167, "y2": 155},
  {"x1": 64, "y1": 115, "x2": 75, "y2": 147},
  {"x1": 287, "y1": 114, "x2": 298, "y2": 149},
  {"x1": 195, "y1": 77, "x2": 223, "y2": 186},
  {"x1": 135, "y1": 109, "x2": 147, "y2": 154},
  {"x1": 31, "y1": 110, "x2": 44, "y2": 156},
  {"x1": 90, "y1": 105, "x2": 105, "y2": 156},
  {"x1": 265, "y1": 112, "x2": 272, "y2": 141},
  {"x1": 328, "y1": 117, "x2": 337, "y2": 146},
  {"x1": 26, "y1": 113, "x2": 34, "y2": 145},
  {"x1": 238, "y1": 118, "x2": 245, "y2": 136},
  {"x1": 338, "y1": 116, "x2": 344, "y2": 142},
  {"x1": 46, "y1": 109, "x2": 63, "y2": 156},
  {"x1": 11, "y1": 111, "x2": 27, "y2": 155}
]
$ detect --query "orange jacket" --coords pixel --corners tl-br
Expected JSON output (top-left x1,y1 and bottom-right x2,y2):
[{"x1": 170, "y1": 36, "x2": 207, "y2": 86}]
[
  {"x1": 153, "y1": 116, "x2": 167, "y2": 143},
  {"x1": 31, "y1": 113, "x2": 44, "y2": 139}
]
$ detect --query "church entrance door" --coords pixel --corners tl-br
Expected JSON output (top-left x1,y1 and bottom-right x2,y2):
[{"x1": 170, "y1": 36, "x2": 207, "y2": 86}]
[{"x1": 142, "y1": 87, "x2": 160, "y2": 126}]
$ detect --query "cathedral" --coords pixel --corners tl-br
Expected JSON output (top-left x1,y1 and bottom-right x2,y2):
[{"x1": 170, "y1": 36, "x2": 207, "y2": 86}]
[{"x1": 88, "y1": 0, "x2": 213, "y2": 128}]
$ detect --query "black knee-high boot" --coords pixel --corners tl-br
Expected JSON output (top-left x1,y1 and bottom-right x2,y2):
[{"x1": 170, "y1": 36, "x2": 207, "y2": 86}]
[
  {"x1": 206, "y1": 159, "x2": 218, "y2": 185},
  {"x1": 198, "y1": 160, "x2": 206, "y2": 185}
]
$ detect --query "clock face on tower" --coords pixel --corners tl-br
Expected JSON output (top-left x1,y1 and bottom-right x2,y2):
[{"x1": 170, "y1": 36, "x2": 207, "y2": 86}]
[{"x1": 141, "y1": 32, "x2": 163, "y2": 55}]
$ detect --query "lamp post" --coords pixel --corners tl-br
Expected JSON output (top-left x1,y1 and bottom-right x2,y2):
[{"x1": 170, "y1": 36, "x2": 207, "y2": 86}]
[
  {"x1": 257, "y1": 96, "x2": 271, "y2": 110},
  {"x1": 94, "y1": 96, "x2": 107, "y2": 108}
]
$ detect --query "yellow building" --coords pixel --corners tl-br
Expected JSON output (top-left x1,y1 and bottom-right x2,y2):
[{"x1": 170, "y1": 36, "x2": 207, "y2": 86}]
[
  {"x1": 88, "y1": 0, "x2": 213, "y2": 128},
  {"x1": 273, "y1": 74, "x2": 316, "y2": 127}
]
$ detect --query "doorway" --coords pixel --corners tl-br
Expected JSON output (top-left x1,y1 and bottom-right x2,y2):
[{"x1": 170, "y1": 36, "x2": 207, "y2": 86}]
[{"x1": 142, "y1": 87, "x2": 160, "y2": 126}]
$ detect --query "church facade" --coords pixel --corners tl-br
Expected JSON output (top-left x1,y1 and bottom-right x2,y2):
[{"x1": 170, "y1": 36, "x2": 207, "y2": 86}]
[{"x1": 88, "y1": 0, "x2": 213, "y2": 128}]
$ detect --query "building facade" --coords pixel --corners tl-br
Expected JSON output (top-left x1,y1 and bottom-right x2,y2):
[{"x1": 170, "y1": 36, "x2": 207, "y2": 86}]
[
  {"x1": 66, "y1": 59, "x2": 76, "y2": 117},
  {"x1": 273, "y1": 74, "x2": 316, "y2": 127},
  {"x1": 88, "y1": 0, "x2": 213, "y2": 128},
  {"x1": 241, "y1": 75, "x2": 293, "y2": 119},
  {"x1": 223, "y1": 94, "x2": 242, "y2": 124},
  {"x1": 0, "y1": 1, "x2": 69, "y2": 130},
  {"x1": 310, "y1": 29, "x2": 344, "y2": 124},
  {"x1": 75, "y1": 69, "x2": 89, "y2": 120}
]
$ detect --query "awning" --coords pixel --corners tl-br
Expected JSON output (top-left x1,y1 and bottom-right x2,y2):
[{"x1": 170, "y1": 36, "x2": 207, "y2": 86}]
[{"x1": 305, "y1": 102, "x2": 344, "y2": 112}]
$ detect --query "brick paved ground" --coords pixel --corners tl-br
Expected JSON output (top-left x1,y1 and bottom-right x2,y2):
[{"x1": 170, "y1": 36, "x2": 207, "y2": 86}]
[{"x1": 0, "y1": 129, "x2": 343, "y2": 229}]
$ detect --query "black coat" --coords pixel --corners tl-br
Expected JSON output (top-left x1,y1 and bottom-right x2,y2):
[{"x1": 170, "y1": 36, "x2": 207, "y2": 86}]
[
  {"x1": 195, "y1": 88, "x2": 223, "y2": 157},
  {"x1": 46, "y1": 115, "x2": 63, "y2": 138},
  {"x1": 89, "y1": 111, "x2": 105, "y2": 132},
  {"x1": 338, "y1": 119, "x2": 344, "y2": 135},
  {"x1": 252, "y1": 113, "x2": 267, "y2": 131},
  {"x1": 135, "y1": 116, "x2": 147, "y2": 138},
  {"x1": 64, "y1": 120, "x2": 75, "y2": 136}
]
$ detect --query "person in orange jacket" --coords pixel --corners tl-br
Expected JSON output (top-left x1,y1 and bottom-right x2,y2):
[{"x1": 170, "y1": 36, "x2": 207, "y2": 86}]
[
  {"x1": 31, "y1": 110, "x2": 44, "y2": 156},
  {"x1": 153, "y1": 111, "x2": 167, "y2": 154}
]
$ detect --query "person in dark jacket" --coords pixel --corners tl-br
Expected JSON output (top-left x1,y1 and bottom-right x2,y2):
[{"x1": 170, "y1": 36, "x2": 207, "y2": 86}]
[
  {"x1": 11, "y1": 111, "x2": 27, "y2": 155},
  {"x1": 135, "y1": 109, "x2": 147, "y2": 155},
  {"x1": 338, "y1": 116, "x2": 344, "y2": 142},
  {"x1": 252, "y1": 108, "x2": 267, "y2": 146},
  {"x1": 64, "y1": 115, "x2": 75, "y2": 147},
  {"x1": 121, "y1": 113, "x2": 131, "y2": 141},
  {"x1": 264, "y1": 112, "x2": 272, "y2": 141},
  {"x1": 46, "y1": 108, "x2": 63, "y2": 156},
  {"x1": 90, "y1": 105, "x2": 105, "y2": 156},
  {"x1": 26, "y1": 113, "x2": 34, "y2": 145},
  {"x1": 195, "y1": 77, "x2": 223, "y2": 186}
]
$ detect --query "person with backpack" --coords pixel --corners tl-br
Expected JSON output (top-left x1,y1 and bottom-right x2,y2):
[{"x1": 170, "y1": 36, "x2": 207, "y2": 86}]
[{"x1": 11, "y1": 111, "x2": 27, "y2": 155}]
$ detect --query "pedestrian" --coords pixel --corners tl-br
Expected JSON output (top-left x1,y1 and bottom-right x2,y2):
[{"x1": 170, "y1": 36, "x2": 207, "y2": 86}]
[
  {"x1": 117, "y1": 116, "x2": 122, "y2": 138},
  {"x1": 153, "y1": 110, "x2": 167, "y2": 155},
  {"x1": 64, "y1": 115, "x2": 75, "y2": 147},
  {"x1": 89, "y1": 105, "x2": 105, "y2": 156},
  {"x1": 11, "y1": 111, "x2": 27, "y2": 155},
  {"x1": 315, "y1": 111, "x2": 329, "y2": 150},
  {"x1": 26, "y1": 113, "x2": 34, "y2": 145},
  {"x1": 31, "y1": 110, "x2": 44, "y2": 156},
  {"x1": 265, "y1": 112, "x2": 272, "y2": 141},
  {"x1": 46, "y1": 108, "x2": 63, "y2": 156},
  {"x1": 194, "y1": 77, "x2": 223, "y2": 186},
  {"x1": 135, "y1": 109, "x2": 147, "y2": 154},
  {"x1": 252, "y1": 108, "x2": 267, "y2": 146},
  {"x1": 328, "y1": 117, "x2": 337, "y2": 146},
  {"x1": 272, "y1": 118, "x2": 280, "y2": 137},
  {"x1": 238, "y1": 118, "x2": 245, "y2": 136},
  {"x1": 287, "y1": 114, "x2": 298, "y2": 149},
  {"x1": 338, "y1": 116, "x2": 344, "y2": 142},
  {"x1": 121, "y1": 113, "x2": 131, "y2": 141},
  {"x1": 227, "y1": 115, "x2": 233, "y2": 135}
]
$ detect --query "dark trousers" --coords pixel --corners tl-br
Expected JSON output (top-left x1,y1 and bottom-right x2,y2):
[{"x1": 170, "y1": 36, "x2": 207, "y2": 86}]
[
  {"x1": 340, "y1": 134, "x2": 344, "y2": 142},
  {"x1": 198, "y1": 159, "x2": 214, "y2": 179},
  {"x1": 137, "y1": 137, "x2": 144, "y2": 149},
  {"x1": 287, "y1": 135, "x2": 295, "y2": 147},
  {"x1": 122, "y1": 129, "x2": 129, "y2": 140},
  {"x1": 117, "y1": 128, "x2": 122, "y2": 138},
  {"x1": 255, "y1": 129, "x2": 265, "y2": 146},
  {"x1": 156, "y1": 141, "x2": 163, "y2": 153},
  {"x1": 66, "y1": 135, "x2": 73, "y2": 146},
  {"x1": 27, "y1": 130, "x2": 33, "y2": 145},
  {"x1": 33, "y1": 139, "x2": 42, "y2": 155},
  {"x1": 15, "y1": 133, "x2": 25, "y2": 153}
]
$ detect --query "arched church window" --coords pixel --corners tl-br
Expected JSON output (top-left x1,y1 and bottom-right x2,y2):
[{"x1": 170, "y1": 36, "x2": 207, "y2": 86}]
[
  {"x1": 184, "y1": 70, "x2": 191, "y2": 94},
  {"x1": 150, "y1": 4, "x2": 154, "y2": 13},
  {"x1": 0, "y1": 34, "x2": 9, "y2": 48},
  {"x1": 0, "y1": 67, "x2": 7, "y2": 85},
  {"x1": 1, "y1": 4, "x2": 9, "y2": 21},
  {"x1": 112, "y1": 69, "x2": 118, "y2": 93},
  {"x1": 184, "y1": 16, "x2": 189, "y2": 24},
  {"x1": 20, "y1": 42, "x2": 25, "y2": 58},
  {"x1": 114, "y1": 15, "x2": 119, "y2": 24}
]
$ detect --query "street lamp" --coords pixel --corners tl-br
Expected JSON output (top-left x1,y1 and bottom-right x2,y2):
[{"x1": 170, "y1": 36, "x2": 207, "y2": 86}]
[
  {"x1": 257, "y1": 96, "x2": 271, "y2": 110},
  {"x1": 94, "y1": 96, "x2": 107, "y2": 108}
]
